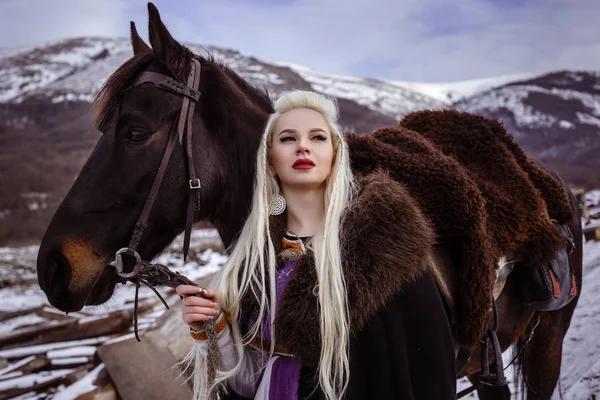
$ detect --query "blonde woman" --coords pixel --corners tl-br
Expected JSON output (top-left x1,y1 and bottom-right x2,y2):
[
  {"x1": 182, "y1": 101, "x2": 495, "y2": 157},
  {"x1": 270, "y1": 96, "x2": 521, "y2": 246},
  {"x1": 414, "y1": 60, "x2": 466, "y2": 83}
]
[{"x1": 177, "y1": 91, "x2": 456, "y2": 399}]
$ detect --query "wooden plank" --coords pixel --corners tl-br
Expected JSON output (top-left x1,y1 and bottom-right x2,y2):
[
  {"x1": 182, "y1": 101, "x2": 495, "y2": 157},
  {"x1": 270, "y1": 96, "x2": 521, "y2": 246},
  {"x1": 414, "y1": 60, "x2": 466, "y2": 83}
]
[
  {"x1": 53, "y1": 363, "x2": 105, "y2": 400},
  {"x1": 0, "y1": 319, "x2": 77, "y2": 348},
  {"x1": 96, "y1": 273, "x2": 216, "y2": 400},
  {"x1": 2, "y1": 310, "x2": 131, "y2": 350},
  {"x1": 36, "y1": 306, "x2": 87, "y2": 321},
  {"x1": 77, "y1": 382, "x2": 117, "y2": 400},
  {"x1": 0, "y1": 356, "x2": 35, "y2": 378},
  {"x1": 0, "y1": 338, "x2": 107, "y2": 360},
  {"x1": 0, "y1": 307, "x2": 39, "y2": 323},
  {"x1": 0, "y1": 367, "x2": 81, "y2": 400},
  {"x1": 38, "y1": 310, "x2": 131, "y2": 344},
  {"x1": 97, "y1": 330, "x2": 193, "y2": 400},
  {"x1": 20, "y1": 356, "x2": 50, "y2": 374}
]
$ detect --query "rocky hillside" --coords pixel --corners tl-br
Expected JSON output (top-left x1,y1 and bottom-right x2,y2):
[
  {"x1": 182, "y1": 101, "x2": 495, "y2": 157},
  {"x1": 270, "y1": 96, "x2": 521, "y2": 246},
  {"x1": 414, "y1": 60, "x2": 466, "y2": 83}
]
[{"x1": 1, "y1": 37, "x2": 599, "y2": 244}]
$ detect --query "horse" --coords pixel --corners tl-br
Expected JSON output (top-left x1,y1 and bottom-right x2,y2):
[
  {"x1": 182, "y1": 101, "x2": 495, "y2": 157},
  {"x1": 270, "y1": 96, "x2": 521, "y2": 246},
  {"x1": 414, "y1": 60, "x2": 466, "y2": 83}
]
[{"x1": 36, "y1": 4, "x2": 583, "y2": 399}]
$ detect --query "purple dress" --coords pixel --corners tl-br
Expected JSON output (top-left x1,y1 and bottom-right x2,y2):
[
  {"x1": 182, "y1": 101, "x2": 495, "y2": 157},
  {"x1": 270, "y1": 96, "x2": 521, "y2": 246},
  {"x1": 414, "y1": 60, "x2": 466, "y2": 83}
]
[{"x1": 259, "y1": 233, "x2": 307, "y2": 399}]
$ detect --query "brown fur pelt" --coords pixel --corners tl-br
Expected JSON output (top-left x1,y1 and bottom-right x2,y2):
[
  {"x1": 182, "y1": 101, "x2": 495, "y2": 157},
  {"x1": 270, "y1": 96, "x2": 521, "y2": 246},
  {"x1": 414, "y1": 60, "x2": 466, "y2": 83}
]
[
  {"x1": 399, "y1": 109, "x2": 573, "y2": 266},
  {"x1": 240, "y1": 171, "x2": 435, "y2": 367},
  {"x1": 345, "y1": 110, "x2": 574, "y2": 347}
]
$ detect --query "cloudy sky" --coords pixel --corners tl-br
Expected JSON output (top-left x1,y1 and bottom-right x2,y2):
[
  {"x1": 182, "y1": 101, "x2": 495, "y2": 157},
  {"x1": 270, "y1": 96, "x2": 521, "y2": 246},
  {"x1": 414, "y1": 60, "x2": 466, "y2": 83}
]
[{"x1": 1, "y1": 0, "x2": 599, "y2": 82}]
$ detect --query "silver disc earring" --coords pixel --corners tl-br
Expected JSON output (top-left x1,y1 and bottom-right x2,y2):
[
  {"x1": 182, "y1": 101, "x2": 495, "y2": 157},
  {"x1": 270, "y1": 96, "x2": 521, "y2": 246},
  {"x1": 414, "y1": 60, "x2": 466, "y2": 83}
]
[{"x1": 269, "y1": 194, "x2": 286, "y2": 215}]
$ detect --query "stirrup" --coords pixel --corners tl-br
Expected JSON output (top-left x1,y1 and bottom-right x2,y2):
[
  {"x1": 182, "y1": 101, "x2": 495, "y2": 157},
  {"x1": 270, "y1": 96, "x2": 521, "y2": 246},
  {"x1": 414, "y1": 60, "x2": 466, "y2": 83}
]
[
  {"x1": 479, "y1": 299, "x2": 508, "y2": 387},
  {"x1": 479, "y1": 328, "x2": 507, "y2": 386}
]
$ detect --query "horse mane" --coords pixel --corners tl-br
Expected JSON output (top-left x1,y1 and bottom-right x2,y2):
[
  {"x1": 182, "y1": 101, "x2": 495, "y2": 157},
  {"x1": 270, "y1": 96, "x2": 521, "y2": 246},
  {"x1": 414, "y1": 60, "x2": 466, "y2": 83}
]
[
  {"x1": 93, "y1": 49, "x2": 273, "y2": 131},
  {"x1": 208, "y1": 54, "x2": 273, "y2": 113},
  {"x1": 93, "y1": 50, "x2": 155, "y2": 130}
]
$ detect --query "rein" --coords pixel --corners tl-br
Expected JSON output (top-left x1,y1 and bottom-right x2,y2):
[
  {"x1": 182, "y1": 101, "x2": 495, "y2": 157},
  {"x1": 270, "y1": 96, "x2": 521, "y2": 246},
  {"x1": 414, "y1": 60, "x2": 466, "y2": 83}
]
[{"x1": 106, "y1": 58, "x2": 221, "y2": 398}]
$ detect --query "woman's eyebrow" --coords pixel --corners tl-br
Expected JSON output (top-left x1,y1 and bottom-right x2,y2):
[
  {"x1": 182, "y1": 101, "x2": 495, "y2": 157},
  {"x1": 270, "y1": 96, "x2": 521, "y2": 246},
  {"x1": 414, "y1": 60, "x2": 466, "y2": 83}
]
[
  {"x1": 278, "y1": 128, "x2": 329, "y2": 136},
  {"x1": 278, "y1": 128, "x2": 296, "y2": 136}
]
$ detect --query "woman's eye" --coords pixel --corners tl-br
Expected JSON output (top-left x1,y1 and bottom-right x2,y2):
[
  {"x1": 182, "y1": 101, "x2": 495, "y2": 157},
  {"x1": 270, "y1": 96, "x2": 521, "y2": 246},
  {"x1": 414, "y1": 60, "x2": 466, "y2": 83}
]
[
  {"x1": 280, "y1": 136, "x2": 295, "y2": 143},
  {"x1": 313, "y1": 135, "x2": 327, "y2": 141},
  {"x1": 128, "y1": 129, "x2": 150, "y2": 143}
]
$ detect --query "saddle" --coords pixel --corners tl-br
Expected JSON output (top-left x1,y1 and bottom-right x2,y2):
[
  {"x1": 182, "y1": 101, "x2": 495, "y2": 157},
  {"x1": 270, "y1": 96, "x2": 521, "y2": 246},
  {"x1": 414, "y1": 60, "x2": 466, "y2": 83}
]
[
  {"x1": 518, "y1": 221, "x2": 578, "y2": 311},
  {"x1": 432, "y1": 219, "x2": 578, "y2": 326}
]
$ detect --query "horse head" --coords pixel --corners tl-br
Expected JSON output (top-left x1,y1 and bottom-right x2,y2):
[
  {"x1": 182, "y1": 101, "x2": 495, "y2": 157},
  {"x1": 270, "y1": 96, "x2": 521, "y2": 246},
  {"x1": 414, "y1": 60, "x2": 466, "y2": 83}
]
[{"x1": 36, "y1": 3, "x2": 272, "y2": 312}]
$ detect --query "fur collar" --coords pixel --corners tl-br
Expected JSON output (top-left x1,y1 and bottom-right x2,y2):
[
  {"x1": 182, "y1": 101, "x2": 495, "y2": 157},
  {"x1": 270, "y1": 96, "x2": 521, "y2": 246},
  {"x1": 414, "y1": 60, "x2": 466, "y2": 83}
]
[{"x1": 269, "y1": 170, "x2": 435, "y2": 367}]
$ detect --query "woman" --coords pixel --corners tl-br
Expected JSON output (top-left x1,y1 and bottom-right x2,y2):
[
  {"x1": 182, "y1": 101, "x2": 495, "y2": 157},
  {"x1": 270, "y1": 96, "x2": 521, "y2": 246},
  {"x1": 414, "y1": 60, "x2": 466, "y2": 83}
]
[{"x1": 177, "y1": 91, "x2": 456, "y2": 399}]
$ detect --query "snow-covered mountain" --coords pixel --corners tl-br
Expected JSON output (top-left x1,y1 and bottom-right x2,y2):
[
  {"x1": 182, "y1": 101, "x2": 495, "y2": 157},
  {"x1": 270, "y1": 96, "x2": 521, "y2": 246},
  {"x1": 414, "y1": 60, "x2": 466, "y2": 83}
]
[
  {"x1": 2, "y1": 37, "x2": 599, "y2": 160},
  {"x1": 0, "y1": 37, "x2": 599, "y2": 244}
]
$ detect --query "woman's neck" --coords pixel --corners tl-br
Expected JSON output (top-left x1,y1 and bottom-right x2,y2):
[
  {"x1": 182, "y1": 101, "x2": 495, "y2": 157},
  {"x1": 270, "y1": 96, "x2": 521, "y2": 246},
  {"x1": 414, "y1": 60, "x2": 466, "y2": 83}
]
[{"x1": 282, "y1": 186, "x2": 326, "y2": 237}]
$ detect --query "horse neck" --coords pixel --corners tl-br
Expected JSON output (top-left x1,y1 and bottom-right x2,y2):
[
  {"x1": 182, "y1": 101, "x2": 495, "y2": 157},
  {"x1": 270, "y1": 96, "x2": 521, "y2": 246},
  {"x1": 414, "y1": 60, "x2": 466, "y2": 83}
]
[{"x1": 202, "y1": 67, "x2": 270, "y2": 248}]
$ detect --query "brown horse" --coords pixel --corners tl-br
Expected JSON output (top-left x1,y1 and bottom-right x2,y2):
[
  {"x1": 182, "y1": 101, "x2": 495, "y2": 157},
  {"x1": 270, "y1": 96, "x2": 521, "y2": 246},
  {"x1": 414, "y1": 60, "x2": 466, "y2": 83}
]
[{"x1": 36, "y1": 4, "x2": 582, "y2": 399}]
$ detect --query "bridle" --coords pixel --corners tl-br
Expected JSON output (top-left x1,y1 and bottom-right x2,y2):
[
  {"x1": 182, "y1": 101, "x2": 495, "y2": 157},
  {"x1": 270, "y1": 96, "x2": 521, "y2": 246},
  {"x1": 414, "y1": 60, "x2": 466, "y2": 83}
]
[
  {"x1": 109, "y1": 58, "x2": 203, "y2": 275},
  {"x1": 103, "y1": 58, "x2": 221, "y2": 397}
]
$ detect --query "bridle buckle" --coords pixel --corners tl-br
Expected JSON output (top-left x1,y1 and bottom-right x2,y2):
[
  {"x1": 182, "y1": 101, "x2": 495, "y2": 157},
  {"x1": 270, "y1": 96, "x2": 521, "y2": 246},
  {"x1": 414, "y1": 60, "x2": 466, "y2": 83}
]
[{"x1": 189, "y1": 178, "x2": 201, "y2": 189}]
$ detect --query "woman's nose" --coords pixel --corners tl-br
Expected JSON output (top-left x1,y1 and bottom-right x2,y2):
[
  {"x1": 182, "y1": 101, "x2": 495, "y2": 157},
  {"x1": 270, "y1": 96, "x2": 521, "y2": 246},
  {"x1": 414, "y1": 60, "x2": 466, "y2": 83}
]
[{"x1": 297, "y1": 138, "x2": 310, "y2": 154}]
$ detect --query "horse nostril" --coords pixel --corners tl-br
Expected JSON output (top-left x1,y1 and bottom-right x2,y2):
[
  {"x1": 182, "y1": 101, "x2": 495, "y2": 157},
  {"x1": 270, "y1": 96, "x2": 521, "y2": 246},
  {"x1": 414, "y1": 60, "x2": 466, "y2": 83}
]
[{"x1": 44, "y1": 251, "x2": 72, "y2": 297}]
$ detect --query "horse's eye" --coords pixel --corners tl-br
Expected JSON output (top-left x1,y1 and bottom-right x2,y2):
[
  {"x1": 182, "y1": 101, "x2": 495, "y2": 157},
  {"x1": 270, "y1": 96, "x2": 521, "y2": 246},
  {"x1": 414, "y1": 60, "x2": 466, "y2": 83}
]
[{"x1": 128, "y1": 128, "x2": 150, "y2": 143}]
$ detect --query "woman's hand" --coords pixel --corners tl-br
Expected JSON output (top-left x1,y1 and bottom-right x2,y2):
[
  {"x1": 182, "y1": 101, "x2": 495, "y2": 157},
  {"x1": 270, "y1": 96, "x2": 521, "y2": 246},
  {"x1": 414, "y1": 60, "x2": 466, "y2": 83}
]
[{"x1": 176, "y1": 285, "x2": 221, "y2": 332}]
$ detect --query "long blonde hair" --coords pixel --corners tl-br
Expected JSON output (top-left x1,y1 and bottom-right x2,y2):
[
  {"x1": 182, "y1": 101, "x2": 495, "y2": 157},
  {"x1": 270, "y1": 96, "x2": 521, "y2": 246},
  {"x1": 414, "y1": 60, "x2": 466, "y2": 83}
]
[{"x1": 188, "y1": 90, "x2": 357, "y2": 399}]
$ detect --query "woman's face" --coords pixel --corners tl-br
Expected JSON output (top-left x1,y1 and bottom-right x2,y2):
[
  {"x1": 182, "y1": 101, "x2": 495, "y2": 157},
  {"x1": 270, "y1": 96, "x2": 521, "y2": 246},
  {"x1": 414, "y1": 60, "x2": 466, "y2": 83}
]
[{"x1": 269, "y1": 108, "x2": 335, "y2": 191}]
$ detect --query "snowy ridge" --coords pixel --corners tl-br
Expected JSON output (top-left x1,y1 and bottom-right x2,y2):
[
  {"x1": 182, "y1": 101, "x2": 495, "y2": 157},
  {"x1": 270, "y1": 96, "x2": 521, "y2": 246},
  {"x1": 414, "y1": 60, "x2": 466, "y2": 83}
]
[
  {"x1": 0, "y1": 38, "x2": 133, "y2": 103},
  {"x1": 281, "y1": 63, "x2": 446, "y2": 120},
  {"x1": 1, "y1": 36, "x2": 599, "y2": 179},
  {"x1": 1, "y1": 37, "x2": 596, "y2": 126},
  {"x1": 389, "y1": 71, "x2": 548, "y2": 104},
  {"x1": 0, "y1": 37, "x2": 445, "y2": 118},
  {"x1": 459, "y1": 84, "x2": 600, "y2": 130}
]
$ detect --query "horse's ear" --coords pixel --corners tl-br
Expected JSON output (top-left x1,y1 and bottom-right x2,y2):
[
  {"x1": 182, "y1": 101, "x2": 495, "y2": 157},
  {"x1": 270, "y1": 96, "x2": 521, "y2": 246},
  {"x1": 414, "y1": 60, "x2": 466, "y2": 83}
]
[
  {"x1": 147, "y1": 2, "x2": 186, "y2": 76},
  {"x1": 130, "y1": 21, "x2": 150, "y2": 55}
]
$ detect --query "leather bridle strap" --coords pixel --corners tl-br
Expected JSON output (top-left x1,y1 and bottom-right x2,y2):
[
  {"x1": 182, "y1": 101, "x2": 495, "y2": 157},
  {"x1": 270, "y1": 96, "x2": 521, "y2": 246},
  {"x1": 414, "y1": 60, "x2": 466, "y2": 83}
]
[
  {"x1": 183, "y1": 60, "x2": 202, "y2": 260},
  {"x1": 124, "y1": 59, "x2": 202, "y2": 262}
]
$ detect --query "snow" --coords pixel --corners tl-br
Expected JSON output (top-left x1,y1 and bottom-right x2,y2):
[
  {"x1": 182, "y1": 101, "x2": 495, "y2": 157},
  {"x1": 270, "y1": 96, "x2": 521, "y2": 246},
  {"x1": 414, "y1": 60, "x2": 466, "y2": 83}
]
[
  {"x1": 284, "y1": 62, "x2": 445, "y2": 120},
  {"x1": 10, "y1": 392, "x2": 46, "y2": 400},
  {"x1": 0, "y1": 38, "x2": 133, "y2": 103},
  {"x1": 0, "y1": 371, "x2": 24, "y2": 380},
  {"x1": 0, "y1": 368, "x2": 75, "y2": 391},
  {"x1": 103, "y1": 332, "x2": 136, "y2": 345},
  {"x1": 50, "y1": 357, "x2": 91, "y2": 366},
  {"x1": 554, "y1": 240, "x2": 600, "y2": 398},
  {"x1": 0, "y1": 286, "x2": 49, "y2": 312},
  {"x1": 586, "y1": 191, "x2": 600, "y2": 207},
  {"x1": 389, "y1": 71, "x2": 548, "y2": 104},
  {"x1": 458, "y1": 239, "x2": 600, "y2": 399},
  {"x1": 0, "y1": 245, "x2": 39, "y2": 264},
  {"x1": 577, "y1": 112, "x2": 600, "y2": 128},
  {"x1": 0, "y1": 214, "x2": 598, "y2": 397},
  {"x1": 46, "y1": 39, "x2": 107, "y2": 67},
  {"x1": 459, "y1": 83, "x2": 600, "y2": 131},
  {"x1": 52, "y1": 363, "x2": 104, "y2": 400},
  {"x1": 0, "y1": 356, "x2": 36, "y2": 377},
  {"x1": 559, "y1": 120, "x2": 575, "y2": 129},
  {"x1": 584, "y1": 219, "x2": 600, "y2": 230},
  {"x1": 47, "y1": 346, "x2": 97, "y2": 359},
  {"x1": 0, "y1": 44, "x2": 37, "y2": 59},
  {"x1": 0, "y1": 313, "x2": 47, "y2": 334},
  {"x1": 0, "y1": 337, "x2": 107, "y2": 359}
]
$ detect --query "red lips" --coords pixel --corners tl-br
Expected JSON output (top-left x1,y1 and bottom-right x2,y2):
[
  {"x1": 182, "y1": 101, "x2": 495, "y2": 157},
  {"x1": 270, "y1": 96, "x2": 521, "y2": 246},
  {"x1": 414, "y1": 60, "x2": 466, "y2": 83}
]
[{"x1": 292, "y1": 158, "x2": 315, "y2": 169}]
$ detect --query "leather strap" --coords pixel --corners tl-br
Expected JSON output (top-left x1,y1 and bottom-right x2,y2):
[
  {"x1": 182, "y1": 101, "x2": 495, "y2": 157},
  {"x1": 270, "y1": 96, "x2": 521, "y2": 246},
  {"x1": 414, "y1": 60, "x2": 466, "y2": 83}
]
[
  {"x1": 183, "y1": 59, "x2": 202, "y2": 260},
  {"x1": 127, "y1": 121, "x2": 179, "y2": 255},
  {"x1": 125, "y1": 60, "x2": 202, "y2": 261},
  {"x1": 133, "y1": 71, "x2": 201, "y2": 101}
]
